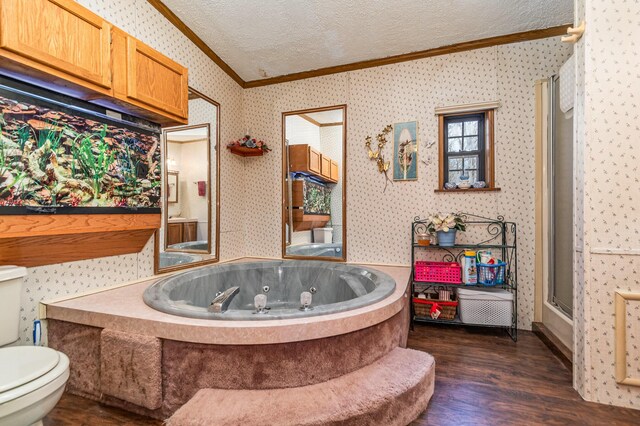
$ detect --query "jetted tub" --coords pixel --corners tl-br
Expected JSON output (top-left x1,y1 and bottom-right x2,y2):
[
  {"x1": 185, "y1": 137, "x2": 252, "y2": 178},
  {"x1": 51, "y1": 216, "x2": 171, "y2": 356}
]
[
  {"x1": 286, "y1": 242, "x2": 343, "y2": 258},
  {"x1": 143, "y1": 260, "x2": 395, "y2": 320},
  {"x1": 44, "y1": 260, "x2": 411, "y2": 419}
]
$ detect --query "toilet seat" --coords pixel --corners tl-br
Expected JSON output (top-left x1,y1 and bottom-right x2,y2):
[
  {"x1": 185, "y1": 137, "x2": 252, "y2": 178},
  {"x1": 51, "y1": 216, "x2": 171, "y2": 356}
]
[{"x1": 0, "y1": 346, "x2": 70, "y2": 405}]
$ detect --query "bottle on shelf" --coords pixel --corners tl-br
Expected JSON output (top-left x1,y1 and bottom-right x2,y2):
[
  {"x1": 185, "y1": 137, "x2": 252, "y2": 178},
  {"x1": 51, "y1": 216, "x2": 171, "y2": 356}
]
[{"x1": 462, "y1": 250, "x2": 477, "y2": 285}]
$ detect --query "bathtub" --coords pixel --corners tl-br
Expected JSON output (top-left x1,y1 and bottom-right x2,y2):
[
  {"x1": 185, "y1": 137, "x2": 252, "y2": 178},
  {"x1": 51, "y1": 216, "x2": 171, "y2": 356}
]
[
  {"x1": 143, "y1": 260, "x2": 395, "y2": 320},
  {"x1": 44, "y1": 260, "x2": 411, "y2": 419},
  {"x1": 168, "y1": 240, "x2": 208, "y2": 251},
  {"x1": 159, "y1": 252, "x2": 202, "y2": 268},
  {"x1": 286, "y1": 242, "x2": 342, "y2": 257}
]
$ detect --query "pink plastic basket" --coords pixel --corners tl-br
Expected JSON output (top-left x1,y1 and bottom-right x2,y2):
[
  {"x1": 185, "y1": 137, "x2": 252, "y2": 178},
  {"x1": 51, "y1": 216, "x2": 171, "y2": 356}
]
[{"x1": 414, "y1": 261, "x2": 462, "y2": 284}]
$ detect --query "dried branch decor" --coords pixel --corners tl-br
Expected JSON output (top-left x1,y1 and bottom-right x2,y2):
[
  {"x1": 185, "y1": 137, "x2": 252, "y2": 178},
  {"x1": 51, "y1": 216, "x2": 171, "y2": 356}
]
[{"x1": 365, "y1": 124, "x2": 393, "y2": 192}]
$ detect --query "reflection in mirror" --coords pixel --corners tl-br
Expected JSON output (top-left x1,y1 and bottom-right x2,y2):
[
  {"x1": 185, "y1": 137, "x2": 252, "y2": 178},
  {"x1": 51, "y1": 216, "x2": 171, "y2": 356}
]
[
  {"x1": 282, "y1": 106, "x2": 346, "y2": 261},
  {"x1": 155, "y1": 89, "x2": 220, "y2": 273}
]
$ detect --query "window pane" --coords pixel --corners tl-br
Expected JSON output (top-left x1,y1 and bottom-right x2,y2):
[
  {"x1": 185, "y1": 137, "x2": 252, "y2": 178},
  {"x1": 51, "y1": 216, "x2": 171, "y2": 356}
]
[
  {"x1": 448, "y1": 157, "x2": 463, "y2": 170},
  {"x1": 463, "y1": 156, "x2": 478, "y2": 170},
  {"x1": 448, "y1": 171, "x2": 461, "y2": 184},
  {"x1": 448, "y1": 122, "x2": 462, "y2": 137},
  {"x1": 463, "y1": 136, "x2": 478, "y2": 151},
  {"x1": 448, "y1": 137, "x2": 462, "y2": 152},
  {"x1": 464, "y1": 120, "x2": 478, "y2": 135},
  {"x1": 467, "y1": 170, "x2": 478, "y2": 184}
]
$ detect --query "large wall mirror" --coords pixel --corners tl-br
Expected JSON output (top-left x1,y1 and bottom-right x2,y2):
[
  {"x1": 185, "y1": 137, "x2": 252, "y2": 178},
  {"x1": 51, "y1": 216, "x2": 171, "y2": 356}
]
[
  {"x1": 155, "y1": 88, "x2": 220, "y2": 273},
  {"x1": 282, "y1": 105, "x2": 346, "y2": 261}
]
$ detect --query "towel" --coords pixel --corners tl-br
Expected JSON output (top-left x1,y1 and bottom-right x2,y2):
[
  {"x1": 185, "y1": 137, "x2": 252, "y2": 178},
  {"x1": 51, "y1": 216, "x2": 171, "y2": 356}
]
[
  {"x1": 559, "y1": 54, "x2": 575, "y2": 114},
  {"x1": 197, "y1": 180, "x2": 206, "y2": 196}
]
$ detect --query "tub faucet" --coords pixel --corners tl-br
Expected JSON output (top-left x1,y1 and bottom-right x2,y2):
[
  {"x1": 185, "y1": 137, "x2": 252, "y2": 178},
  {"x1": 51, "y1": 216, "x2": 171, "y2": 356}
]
[{"x1": 209, "y1": 286, "x2": 240, "y2": 313}]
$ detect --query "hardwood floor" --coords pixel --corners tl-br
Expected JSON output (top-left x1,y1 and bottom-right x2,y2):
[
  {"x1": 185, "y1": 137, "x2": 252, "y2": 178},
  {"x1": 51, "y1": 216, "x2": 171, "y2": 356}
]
[{"x1": 44, "y1": 325, "x2": 640, "y2": 425}]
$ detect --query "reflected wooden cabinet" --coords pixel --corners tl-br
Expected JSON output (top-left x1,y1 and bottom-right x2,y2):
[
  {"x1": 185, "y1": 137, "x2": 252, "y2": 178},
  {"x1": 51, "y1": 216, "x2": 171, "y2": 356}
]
[
  {"x1": 166, "y1": 223, "x2": 183, "y2": 246},
  {"x1": 289, "y1": 144, "x2": 338, "y2": 184},
  {"x1": 0, "y1": 0, "x2": 112, "y2": 93},
  {"x1": 167, "y1": 220, "x2": 197, "y2": 246},
  {"x1": 183, "y1": 222, "x2": 197, "y2": 242},
  {"x1": 330, "y1": 160, "x2": 339, "y2": 182},
  {"x1": 308, "y1": 147, "x2": 322, "y2": 174},
  {"x1": 0, "y1": 0, "x2": 188, "y2": 126},
  {"x1": 320, "y1": 155, "x2": 331, "y2": 180}
]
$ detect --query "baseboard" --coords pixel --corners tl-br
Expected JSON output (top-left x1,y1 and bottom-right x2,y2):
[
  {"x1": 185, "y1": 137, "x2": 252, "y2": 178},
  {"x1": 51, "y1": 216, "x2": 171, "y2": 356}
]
[{"x1": 532, "y1": 322, "x2": 572, "y2": 371}]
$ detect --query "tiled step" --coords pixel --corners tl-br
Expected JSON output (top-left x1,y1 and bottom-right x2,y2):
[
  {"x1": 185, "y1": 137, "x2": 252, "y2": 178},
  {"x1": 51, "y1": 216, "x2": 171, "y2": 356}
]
[{"x1": 167, "y1": 347, "x2": 435, "y2": 426}]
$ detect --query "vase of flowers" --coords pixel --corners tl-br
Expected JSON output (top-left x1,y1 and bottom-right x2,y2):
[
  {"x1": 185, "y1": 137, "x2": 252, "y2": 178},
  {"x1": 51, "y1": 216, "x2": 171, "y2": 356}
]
[{"x1": 427, "y1": 213, "x2": 466, "y2": 247}]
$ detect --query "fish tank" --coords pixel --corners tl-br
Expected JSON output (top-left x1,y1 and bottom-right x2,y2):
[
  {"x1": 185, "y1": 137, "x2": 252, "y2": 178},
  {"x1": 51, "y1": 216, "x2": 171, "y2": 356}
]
[{"x1": 0, "y1": 76, "x2": 161, "y2": 214}]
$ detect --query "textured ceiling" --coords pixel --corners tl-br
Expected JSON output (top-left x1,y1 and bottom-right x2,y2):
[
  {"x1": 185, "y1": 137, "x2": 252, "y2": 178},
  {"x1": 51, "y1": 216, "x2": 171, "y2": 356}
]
[{"x1": 161, "y1": 0, "x2": 573, "y2": 82}]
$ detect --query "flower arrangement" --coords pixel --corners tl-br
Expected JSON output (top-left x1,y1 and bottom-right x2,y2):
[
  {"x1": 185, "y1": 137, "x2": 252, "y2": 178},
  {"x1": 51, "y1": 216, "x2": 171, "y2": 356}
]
[
  {"x1": 227, "y1": 135, "x2": 272, "y2": 153},
  {"x1": 365, "y1": 124, "x2": 393, "y2": 192},
  {"x1": 427, "y1": 213, "x2": 466, "y2": 233}
]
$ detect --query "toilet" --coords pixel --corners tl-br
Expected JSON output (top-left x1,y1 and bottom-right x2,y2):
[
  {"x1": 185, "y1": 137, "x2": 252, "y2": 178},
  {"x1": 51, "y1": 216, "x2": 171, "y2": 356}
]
[{"x1": 0, "y1": 266, "x2": 69, "y2": 426}]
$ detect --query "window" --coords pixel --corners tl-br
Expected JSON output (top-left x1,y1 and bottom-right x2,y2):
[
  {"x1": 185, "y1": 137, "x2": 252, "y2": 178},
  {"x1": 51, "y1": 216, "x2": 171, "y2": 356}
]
[{"x1": 437, "y1": 109, "x2": 497, "y2": 191}]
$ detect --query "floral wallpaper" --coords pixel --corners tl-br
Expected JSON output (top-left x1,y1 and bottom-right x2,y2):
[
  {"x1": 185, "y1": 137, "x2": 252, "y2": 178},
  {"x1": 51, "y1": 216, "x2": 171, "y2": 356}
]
[
  {"x1": 242, "y1": 38, "x2": 572, "y2": 332},
  {"x1": 572, "y1": 0, "x2": 640, "y2": 409}
]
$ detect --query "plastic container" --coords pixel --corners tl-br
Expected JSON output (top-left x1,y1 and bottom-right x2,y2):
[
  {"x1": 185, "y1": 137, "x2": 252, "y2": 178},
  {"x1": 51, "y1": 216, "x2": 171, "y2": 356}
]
[
  {"x1": 313, "y1": 227, "x2": 333, "y2": 243},
  {"x1": 477, "y1": 262, "x2": 507, "y2": 286},
  {"x1": 462, "y1": 250, "x2": 477, "y2": 285},
  {"x1": 457, "y1": 287, "x2": 513, "y2": 326},
  {"x1": 414, "y1": 261, "x2": 462, "y2": 284}
]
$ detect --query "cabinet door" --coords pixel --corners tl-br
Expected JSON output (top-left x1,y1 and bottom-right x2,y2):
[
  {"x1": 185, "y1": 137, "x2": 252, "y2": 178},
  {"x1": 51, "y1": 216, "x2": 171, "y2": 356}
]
[
  {"x1": 125, "y1": 37, "x2": 188, "y2": 119},
  {"x1": 183, "y1": 222, "x2": 198, "y2": 242},
  {"x1": 320, "y1": 155, "x2": 332, "y2": 179},
  {"x1": 167, "y1": 223, "x2": 183, "y2": 246},
  {"x1": 330, "y1": 160, "x2": 339, "y2": 182},
  {"x1": 0, "y1": 0, "x2": 112, "y2": 89},
  {"x1": 308, "y1": 147, "x2": 322, "y2": 174}
]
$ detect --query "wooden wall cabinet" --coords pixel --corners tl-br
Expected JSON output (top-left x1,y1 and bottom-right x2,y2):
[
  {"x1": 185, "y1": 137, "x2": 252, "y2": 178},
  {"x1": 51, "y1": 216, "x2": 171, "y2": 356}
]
[
  {"x1": 0, "y1": 0, "x2": 112, "y2": 94},
  {"x1": 289, "y1": 144, "x2": 338, "y2": 184},
  {"x1": 108, "y1": 29, "x2": 188, "y2": 125},
  {"x1": 0, "y1": 0, "x2": 188, "y2": 127}
]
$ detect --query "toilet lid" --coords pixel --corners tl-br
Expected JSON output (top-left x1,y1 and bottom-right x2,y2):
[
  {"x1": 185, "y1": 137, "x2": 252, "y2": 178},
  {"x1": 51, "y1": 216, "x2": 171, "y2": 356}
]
[{"x1": 0, "y1": 346, "x2": 60, "y2": 393}]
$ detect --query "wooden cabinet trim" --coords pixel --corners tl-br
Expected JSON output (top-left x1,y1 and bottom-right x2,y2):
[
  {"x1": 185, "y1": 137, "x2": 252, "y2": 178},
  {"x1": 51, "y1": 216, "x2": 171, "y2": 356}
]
[
  {"x1": 0, "y1": 0, "x2": 112, "y2": 89},
  {"x1": 0, "y1": 214, "x2": 160, "y2": 267}
]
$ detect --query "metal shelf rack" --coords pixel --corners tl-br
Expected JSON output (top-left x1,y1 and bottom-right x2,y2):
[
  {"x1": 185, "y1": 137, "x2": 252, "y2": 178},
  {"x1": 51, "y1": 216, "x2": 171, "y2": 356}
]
[{"x1": 411, "y1": 213, "x2": 518, "y2": 341}]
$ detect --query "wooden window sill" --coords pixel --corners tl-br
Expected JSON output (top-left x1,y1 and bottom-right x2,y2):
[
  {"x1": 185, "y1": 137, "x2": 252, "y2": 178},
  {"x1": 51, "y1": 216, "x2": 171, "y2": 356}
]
[{"x1": 434, "y1": 187, "x2": 501, "y2": 193}]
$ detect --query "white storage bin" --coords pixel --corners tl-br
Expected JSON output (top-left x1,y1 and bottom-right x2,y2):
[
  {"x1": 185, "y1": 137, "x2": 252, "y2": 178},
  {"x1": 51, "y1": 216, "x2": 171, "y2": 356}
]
[
  {"x1": 457, "y1": 287, "x2": 513, "y2": 326},
  {"x1": 313, "y1": 227, "x2": 333, "y2": 243}
]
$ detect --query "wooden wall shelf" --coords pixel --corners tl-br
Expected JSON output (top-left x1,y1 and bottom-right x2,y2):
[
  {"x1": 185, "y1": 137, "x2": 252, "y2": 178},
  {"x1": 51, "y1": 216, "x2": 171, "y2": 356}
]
[
  {"x1": 227, "y1": 146, "x2": 264, "y2": 157},
  {"x1": 0, "y1": 214, "x2": 160, "y2": 267}
]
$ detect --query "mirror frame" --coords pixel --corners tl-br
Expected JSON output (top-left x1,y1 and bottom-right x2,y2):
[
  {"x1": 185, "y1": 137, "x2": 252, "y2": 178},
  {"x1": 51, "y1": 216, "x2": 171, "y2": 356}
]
[
  {"x1": 154, "y1": 88, "x2": 221, "y2": 274},
  {"x1": 281, "y1": 104, "x2": 347, "y2": 262}
]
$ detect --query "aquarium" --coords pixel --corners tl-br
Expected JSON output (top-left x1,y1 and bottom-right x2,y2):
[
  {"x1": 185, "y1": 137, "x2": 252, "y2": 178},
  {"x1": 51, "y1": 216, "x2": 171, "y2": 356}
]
[{"x1": 0, "y1": 78, "x2": 161, "y2": 213}]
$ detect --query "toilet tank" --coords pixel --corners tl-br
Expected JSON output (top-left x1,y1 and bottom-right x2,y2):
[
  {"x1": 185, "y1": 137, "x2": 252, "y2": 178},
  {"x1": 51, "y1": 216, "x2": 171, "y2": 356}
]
[{"x1": 0, "y1": 266, "x2": 27, "y2": 346}]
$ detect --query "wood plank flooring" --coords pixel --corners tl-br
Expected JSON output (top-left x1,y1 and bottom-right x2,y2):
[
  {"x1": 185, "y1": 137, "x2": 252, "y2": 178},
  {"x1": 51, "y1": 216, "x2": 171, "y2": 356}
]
[{"x1": 43, "y1": 325, "x2": 640, "y2": 425}]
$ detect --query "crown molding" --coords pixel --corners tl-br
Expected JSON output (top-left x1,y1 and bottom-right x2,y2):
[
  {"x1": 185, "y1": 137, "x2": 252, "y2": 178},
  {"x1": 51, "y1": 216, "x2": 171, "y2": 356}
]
[
  {"x1": 146, "y1": 0, "x2": 245, "y2": 87},
  {"x1": 243, "y1": 25, "x2": 570, "y2": 88}
]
